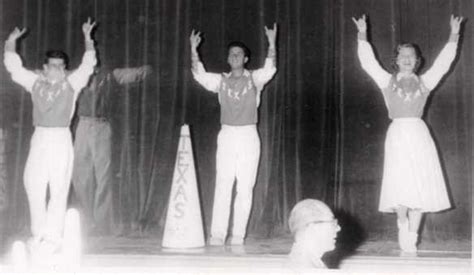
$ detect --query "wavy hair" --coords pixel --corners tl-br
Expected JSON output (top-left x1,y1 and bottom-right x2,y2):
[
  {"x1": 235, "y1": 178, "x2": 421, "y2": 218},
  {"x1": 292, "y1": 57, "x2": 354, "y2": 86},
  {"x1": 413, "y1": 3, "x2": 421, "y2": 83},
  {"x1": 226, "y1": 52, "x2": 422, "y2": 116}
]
[{"x1": 391, "y1": 43, "x2": 423, "y2": 73}]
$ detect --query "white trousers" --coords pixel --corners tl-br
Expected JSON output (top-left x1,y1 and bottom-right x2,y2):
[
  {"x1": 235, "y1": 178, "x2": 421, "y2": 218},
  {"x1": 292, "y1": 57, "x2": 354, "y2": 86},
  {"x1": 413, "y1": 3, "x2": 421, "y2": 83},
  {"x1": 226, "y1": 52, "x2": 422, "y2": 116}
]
[
  {"x1": 211, "y1": 124, "x2": 260, "y2": 239},
  {"x1": 23, "y1": 127, "x2": 73, "y2": 243}
]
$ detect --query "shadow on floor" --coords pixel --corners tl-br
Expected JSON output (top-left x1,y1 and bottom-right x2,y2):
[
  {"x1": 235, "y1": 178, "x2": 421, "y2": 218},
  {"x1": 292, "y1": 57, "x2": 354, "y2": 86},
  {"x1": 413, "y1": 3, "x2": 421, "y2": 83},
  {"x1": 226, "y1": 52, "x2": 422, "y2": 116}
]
[{"x1": 323, "y1": 209, "x2": 367, "y2": 268}]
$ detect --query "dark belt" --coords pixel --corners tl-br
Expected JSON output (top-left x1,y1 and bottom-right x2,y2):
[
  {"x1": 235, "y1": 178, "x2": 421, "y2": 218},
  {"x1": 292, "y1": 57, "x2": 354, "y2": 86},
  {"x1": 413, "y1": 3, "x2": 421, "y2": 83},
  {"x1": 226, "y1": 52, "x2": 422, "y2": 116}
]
[{"x1": 79, "y1": 116, "x2": 108, "y2": 122}]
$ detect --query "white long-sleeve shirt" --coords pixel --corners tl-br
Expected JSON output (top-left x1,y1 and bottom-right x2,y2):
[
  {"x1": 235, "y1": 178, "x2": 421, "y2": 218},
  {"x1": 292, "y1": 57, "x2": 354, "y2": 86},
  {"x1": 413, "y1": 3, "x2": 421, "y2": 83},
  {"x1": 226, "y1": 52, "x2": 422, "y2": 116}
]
[
  {"x1": 192, "y1": 58, "x2": 276, "y2": 106},
  {"x1": 4, "y1": 44, "x2": 96, "y2": 98},
  {"x1": 4, "y1": 41, "x2": 97, "y2": 126},
  {"x1": 357, "y1": 35, "x2": 458, "y2": 118},
  {"x1": 192, "y1": 57, "x2": 276, "y2": 125}
]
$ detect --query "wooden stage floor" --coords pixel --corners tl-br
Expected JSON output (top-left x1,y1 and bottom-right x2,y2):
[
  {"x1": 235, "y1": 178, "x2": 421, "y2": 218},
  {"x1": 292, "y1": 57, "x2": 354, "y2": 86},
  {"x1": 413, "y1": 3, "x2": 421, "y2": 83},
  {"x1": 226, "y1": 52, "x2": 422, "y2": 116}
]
[{"x1": 0, "y1": 235, "x2": 471, "y2": 274}]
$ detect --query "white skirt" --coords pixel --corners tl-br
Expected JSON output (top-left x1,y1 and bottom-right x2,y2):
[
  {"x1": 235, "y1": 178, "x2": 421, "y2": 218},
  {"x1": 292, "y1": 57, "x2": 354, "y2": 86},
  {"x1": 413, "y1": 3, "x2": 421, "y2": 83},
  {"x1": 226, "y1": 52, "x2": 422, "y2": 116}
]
[{"x1": 378, "y1": 118, "x2": 451, "y2": 213}]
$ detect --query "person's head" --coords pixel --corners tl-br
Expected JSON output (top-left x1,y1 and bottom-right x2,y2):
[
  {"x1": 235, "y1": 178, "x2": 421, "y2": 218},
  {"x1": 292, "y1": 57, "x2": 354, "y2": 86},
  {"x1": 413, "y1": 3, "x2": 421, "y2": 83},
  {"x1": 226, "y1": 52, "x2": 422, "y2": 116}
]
[
  {"x1": 95, "y1": 44, "x2": 110, "y2": 70},
  {"x1": 393, "y1": 43, "x2": 422, "y2": 74},
  {"x1": 43, "y1": 50, "x2": 68, "y2": 82},
  {"x1": 289, "y1": 199, "x2": 340, "y2": 258},
  {"x1": 227, "y1": 41, "x2": 250, "y2": 70}
]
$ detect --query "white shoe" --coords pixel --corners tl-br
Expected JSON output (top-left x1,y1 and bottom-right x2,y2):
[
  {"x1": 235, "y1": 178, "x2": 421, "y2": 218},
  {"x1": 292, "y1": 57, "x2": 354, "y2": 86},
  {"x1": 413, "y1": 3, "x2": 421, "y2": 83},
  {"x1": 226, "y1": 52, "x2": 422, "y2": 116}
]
[
  {"x1": 397, "y1": 219, "x2": 409, "y2": 251},
  {"x1": 404, "y1": 231, "x2": 418, "y2": 253},
  {"x1": 208, "y1": 236, "x2": 225, "y2": 246},
  {"x1": 229, "y1": 236, "x2": 244, "y2": 246},
  {"x1": 26, "y1": 237, "x2": 42, "y2": 253},
  {"x1": 29, "y1": 238, "x2": 62, "y2": 267}
]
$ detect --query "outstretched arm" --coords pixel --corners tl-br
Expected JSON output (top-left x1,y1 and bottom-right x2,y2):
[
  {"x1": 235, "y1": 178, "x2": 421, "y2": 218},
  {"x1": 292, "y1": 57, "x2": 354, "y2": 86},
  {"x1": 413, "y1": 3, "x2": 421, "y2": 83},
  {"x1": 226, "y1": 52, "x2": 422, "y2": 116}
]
[
  {"x1": 421, "y1": 15, "x2": 463, "y2": 91},
  {"x1": 190, "y1": 29, "x2": 221, "y2": 93},
  {"x1": 352, "y1": 15, "x2": 391, "y2": 90},
  {"x1": 252, "y1": 23, "x2": 278, "y2": 88},
  {"x1": 3, "y1": 27, "x2": 38, "y2": 92},
  {"x1": 112, "y1": 65, "x2": 152, "y2": 85},
  {"x1": 68, "y1": 17, "x2": 98, "y2": 96}
]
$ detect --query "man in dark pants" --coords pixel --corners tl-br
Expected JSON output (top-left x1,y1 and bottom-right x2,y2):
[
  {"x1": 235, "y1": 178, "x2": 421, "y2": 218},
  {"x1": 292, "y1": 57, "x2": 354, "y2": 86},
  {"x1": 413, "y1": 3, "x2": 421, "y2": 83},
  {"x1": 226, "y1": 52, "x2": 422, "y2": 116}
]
[{"x1": 73, "y1": 62, "x2": 151, "y2": 236}]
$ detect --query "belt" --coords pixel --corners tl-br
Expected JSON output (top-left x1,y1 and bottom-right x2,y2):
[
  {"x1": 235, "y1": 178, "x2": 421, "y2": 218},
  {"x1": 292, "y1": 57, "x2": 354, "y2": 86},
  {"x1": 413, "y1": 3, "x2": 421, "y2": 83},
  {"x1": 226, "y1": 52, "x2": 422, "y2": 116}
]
[{"x1": 79, "y1": 116, "x2": 109, "y2": 122}]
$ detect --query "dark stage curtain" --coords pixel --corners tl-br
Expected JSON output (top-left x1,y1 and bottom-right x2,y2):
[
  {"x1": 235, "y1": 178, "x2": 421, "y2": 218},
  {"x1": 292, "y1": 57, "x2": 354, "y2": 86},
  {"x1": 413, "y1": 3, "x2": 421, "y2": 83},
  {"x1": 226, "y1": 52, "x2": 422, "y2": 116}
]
[{"x1": 0, "y1": 0, "x2": 471, "y2": 250}]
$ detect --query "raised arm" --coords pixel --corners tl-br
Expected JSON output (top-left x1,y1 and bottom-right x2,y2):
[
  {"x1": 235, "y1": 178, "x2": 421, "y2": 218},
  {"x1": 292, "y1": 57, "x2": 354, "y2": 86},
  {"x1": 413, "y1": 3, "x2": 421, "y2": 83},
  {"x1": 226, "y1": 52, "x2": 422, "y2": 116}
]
[
  {"x1": 3, "y1": 27, "x2": 38, "y2": 92},
  {"x1": 252, "y1": 23, "x2": 278, "y2": 87},
  {"x1": 190, "y1": 29, "x2": 221, "y2": 93},
  {"x1": 352, "y1": 15, "x2": 391, "y2": 90},
  {"x1": 421, "y1": 15, "x2": 463, "y2": 91},
  {"x1": 112, "y1": 65, "x2": 152, "y2": 85},
  {"x1": 68, "y1": 18, "x2": 97, "y2": 95}
]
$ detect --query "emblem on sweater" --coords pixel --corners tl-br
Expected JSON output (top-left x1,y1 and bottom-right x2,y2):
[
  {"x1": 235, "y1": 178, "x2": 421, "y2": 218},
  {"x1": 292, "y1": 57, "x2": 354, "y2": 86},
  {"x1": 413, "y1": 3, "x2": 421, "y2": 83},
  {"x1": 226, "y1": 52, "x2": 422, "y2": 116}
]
[
  {"x1": 222, "y1": 77, "x2": 252, "y2": 101},
  {"x1": 391, "y1": 76, "x2": 424, "y2": 102},
  {"x1": 34, "y1": 80, "x2": 67, "y2": 103}
]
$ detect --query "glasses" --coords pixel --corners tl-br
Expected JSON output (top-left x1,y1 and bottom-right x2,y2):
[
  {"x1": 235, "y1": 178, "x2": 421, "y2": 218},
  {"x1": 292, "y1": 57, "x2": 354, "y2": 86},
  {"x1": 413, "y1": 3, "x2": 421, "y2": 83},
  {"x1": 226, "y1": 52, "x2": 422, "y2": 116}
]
[{"x1": 309, "y1": 218, "x2": 339, "y2": 227}]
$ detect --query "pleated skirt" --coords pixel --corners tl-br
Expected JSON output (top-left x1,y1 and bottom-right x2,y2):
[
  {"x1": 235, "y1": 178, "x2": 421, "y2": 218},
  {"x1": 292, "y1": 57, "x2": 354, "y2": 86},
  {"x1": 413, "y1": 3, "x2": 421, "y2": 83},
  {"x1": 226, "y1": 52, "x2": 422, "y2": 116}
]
[{"x1": 378, "y1": 118, "x2": 451, "y2": 213}]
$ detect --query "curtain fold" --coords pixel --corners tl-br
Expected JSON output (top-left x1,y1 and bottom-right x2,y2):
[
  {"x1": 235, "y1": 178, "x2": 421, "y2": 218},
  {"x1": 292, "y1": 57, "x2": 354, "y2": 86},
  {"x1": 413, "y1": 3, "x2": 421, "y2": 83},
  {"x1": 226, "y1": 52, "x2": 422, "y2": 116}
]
[{"x1": 0, "y1": 0, "x2": 471, "y2": 251}]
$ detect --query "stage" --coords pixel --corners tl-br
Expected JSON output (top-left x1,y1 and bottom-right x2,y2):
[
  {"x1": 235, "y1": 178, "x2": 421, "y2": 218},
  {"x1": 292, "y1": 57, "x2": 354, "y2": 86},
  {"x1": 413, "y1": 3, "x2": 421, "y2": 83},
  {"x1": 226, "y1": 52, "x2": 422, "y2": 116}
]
[{"x1": 0, "y1": 235, "x2": 471, "y2": 274}]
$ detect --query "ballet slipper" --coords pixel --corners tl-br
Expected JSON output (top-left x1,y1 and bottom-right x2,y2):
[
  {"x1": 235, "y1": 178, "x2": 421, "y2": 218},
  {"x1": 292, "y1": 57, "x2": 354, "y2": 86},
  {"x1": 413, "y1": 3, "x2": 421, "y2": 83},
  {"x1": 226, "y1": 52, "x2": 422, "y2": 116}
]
[
  {"x1": 405, "y1": 231, "x2": 418, "y2": 253},
  {"x1": 397, "y1": 219, "x2": 409, "y2": 251}
]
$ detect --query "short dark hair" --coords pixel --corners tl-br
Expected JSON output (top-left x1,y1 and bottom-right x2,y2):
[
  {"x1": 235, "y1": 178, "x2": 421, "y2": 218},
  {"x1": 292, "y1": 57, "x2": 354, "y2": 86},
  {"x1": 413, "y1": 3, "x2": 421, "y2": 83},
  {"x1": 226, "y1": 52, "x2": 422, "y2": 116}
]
[
  {"x1": 45, "y1": 50, "x2": 69, "y2": 67},
  {"x1": 227, "y1": 41, "x2": 251, "y2": 58},
  {"x1": 391, "y1": 43, "x2": 423, "y2": 73}
]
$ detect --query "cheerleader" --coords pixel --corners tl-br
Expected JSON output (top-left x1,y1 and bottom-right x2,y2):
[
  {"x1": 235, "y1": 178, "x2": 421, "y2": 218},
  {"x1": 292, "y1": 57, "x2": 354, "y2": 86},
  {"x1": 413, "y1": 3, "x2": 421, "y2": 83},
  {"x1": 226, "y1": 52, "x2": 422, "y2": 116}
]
[
  {"x1": 4, "y1": 18, "x2": 97, "y2": 256},
  {"x1": 352, "y1": 14, "x2": 463, "y2": 254},
  {"x1": 190, "y1": 24, "x2": 277, "y2": 246}
]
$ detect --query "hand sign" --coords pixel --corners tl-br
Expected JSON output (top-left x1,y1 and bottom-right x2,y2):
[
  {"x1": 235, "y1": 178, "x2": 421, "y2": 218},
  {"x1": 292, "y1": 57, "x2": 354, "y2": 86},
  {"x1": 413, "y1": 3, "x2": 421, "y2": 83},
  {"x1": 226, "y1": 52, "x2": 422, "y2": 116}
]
[
  {"x1": 190, "y1": 29, "x2": 202, "y2": 49},
  {"x1": 264, "y1": 23, "x2": 277, "y2": 45},
  {"x1": 450, "y1": 15, "x2": 463, "y2": 35},
  {"x1": 352, "y1": 15, "x2": 367, "y2": 33},
  {"x1": 82, "y1": 17, "x2": 97, "y2": 40},
  {"x1": 8, "y1": 27, "x2": 27, "y2": 41}
]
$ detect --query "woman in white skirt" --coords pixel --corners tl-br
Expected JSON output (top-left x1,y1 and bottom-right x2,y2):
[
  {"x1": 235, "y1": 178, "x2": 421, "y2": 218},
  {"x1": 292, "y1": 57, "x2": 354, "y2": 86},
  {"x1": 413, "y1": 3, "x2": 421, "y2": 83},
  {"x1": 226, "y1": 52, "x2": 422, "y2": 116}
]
[{"x1": 352, "y1": 14, "x2": 463, "y2": 253}]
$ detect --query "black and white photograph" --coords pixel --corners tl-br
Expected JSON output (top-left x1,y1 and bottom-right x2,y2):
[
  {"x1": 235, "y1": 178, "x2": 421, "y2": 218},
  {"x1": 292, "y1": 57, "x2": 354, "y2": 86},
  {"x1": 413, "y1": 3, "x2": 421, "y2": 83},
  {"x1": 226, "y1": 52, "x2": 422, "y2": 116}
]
[{"x1": 0, "y1": 0, "x2": 472, "y2": 274}]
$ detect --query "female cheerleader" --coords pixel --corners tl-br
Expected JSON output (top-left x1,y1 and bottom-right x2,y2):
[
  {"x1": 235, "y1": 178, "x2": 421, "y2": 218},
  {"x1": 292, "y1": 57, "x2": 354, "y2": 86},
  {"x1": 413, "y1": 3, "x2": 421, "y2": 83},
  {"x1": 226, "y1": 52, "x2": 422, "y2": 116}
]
[{"x1": 352, "y1": 14, "x2": 463, "y2": 254}]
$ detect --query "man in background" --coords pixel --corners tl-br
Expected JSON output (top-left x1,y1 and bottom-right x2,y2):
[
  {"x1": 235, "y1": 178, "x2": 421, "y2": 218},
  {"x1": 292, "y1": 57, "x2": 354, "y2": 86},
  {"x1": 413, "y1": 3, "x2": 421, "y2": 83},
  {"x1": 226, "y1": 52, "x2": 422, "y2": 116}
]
[{"x1": 72, "y1": 58, "x2": 152, "y2": 236}]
